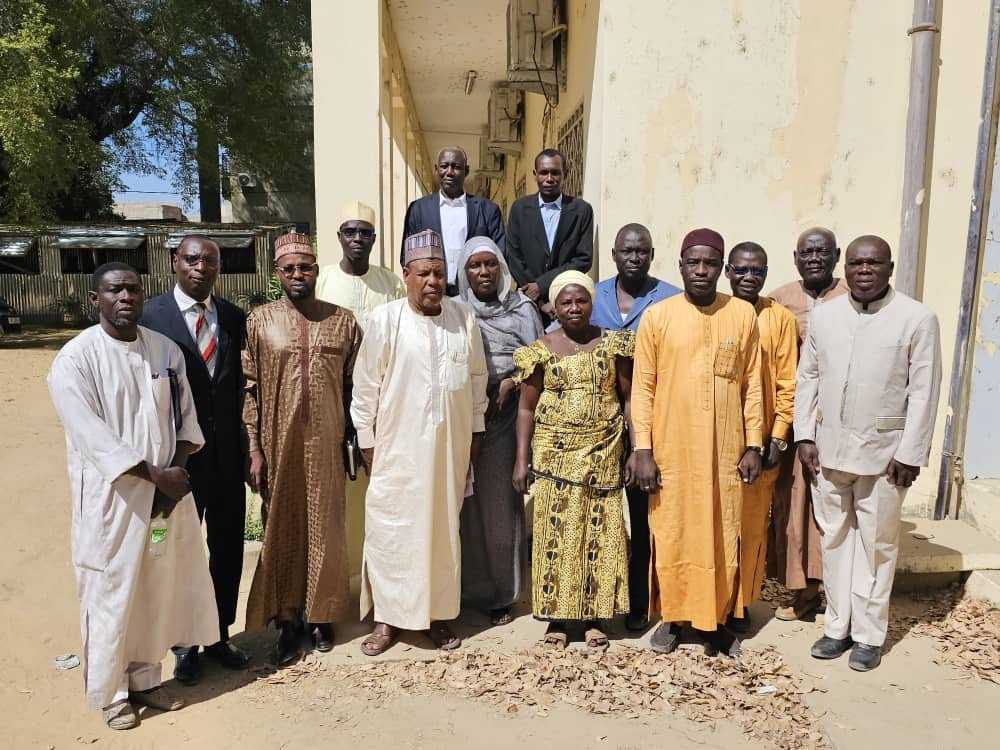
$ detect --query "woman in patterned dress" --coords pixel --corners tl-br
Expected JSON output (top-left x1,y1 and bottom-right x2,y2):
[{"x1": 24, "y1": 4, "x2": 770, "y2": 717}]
[{"x1": 512, "y1": 270, "x2": 635, "y2": 649}]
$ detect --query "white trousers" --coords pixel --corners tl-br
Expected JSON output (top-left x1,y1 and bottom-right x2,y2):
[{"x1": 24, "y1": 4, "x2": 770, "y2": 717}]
[
  {"x1": 812, "y1": 468, "x2": 906, "y2": 647},
  {"x1": 109, "y1": 662, "x2": 161, "y2": 707}
]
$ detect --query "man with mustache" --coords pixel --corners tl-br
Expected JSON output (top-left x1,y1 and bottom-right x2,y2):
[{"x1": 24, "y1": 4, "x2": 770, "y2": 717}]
[
  {"x1": 140, "y1": 235, "x2": 252, "y2": 684},
  {"x1": 631, "y1": 228, "x2": 763, "y2": 658},
  {"x1": 242, "y1": 232, "x2": 363, "y2": 666},
  {"x1": 589, "y1": 223, "x2": 680, "y2": 632},
  {"x1": 400, "y1": 146, "x2": 505, "y2": 296},
  {"x1": 768, "y1": 227, "x2": 849, "y2": 621},
  {"x1": 48, "y1": 263, "x2": 218, "y2": 729},
  {"x1": 352, "y1": 229, "x2": 488, "y2": 656},
  {"x1": 796, "y1": 235, "x2": 941, "y2": 671},
  {"x1": 724, "y1": 242, "x2": 798, "y2": 632}
]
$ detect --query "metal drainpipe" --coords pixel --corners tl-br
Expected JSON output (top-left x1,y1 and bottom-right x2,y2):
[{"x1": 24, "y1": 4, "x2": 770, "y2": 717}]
[
  {"x1": 897, "y1": 0, "x2": 940, "y2": 298},
  {"x1": 935, "y1": 0, "x2": 1000, "y2": 520}
]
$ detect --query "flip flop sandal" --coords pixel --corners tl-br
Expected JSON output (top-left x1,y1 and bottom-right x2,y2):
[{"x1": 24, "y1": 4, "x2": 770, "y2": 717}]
[
  {"x1": 490, "y1": 608, "x2": 514, "y2": 626},
  {"x1": 585, "y1": 627, "x2": 609, "y2": 650},
  {"x1": 360, "y1": 626, "x2": 398, "y2": 656},
  {"x1": 542, "y1": 629, "x2": 568, "y2": 650},
  {"x1": 103, "y1": 700, "x2": 138, "y2": 730},
  {"x1": 427, "y1": 622, "x2": 462, "y2": 650}
]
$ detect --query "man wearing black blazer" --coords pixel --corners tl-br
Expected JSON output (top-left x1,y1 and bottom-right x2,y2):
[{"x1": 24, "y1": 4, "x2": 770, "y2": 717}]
[
  {"x1": 507, "y1": 148, "x2": 594, "y2": 318},
  {"x1": 399, "y1": 145, "x2": 505, "y2": 295},
  {"x1": 140, "y1": 235, "x2": 251, "y2": 684}
]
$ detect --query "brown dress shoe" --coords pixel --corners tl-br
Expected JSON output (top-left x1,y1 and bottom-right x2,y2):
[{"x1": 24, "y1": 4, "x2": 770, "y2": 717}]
[{"x1": 130, "y1": 685, "x2": 185, "y2": 712}]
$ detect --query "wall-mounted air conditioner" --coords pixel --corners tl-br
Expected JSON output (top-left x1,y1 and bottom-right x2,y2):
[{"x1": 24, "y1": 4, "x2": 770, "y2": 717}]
[
  {"x1": 477, "y1": 136, "x2": 505, "y2": 180},
  {"x1": 506, "y1": 0, "x2": 561, "y2": 96},
  {"x1": 488, "y1": 85, "x2": 524, "y2": 154}
]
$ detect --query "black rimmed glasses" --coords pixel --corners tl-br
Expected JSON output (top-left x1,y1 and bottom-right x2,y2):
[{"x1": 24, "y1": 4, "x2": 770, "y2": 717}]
[{"x1": 275, "y1": 263, "x2": 317, "y2": 277}]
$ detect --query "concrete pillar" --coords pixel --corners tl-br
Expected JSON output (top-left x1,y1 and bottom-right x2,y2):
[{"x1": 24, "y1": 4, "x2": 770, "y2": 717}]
[{"x1": 310, "y1": 2, "x2": 382, "y2": 265}]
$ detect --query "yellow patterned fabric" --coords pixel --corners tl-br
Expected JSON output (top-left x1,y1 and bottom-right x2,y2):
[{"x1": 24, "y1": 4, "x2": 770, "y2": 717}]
[{"x1": 513, "y1": 330, "x2": 634, "y2": 621}]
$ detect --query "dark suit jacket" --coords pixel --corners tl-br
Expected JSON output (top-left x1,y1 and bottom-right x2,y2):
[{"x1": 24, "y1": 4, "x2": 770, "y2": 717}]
[
  {"x1": 399, "y1": 191, "x2": 506, "y2": 265},
  {"x1": 506, "y1": 192, "x2": 594, "y2": 302},
  {"x1": 140, "y1": 290, "x2": 247, "y2": 485}
]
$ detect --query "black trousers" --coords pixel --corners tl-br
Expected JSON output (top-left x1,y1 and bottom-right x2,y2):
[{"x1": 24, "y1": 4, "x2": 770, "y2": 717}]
[
  {"x1": 626, "y1": 485, "x2": 650, "y2": 617},
  {"x1": 189, "y1": 463, "x2": 246, "y2": 639}
]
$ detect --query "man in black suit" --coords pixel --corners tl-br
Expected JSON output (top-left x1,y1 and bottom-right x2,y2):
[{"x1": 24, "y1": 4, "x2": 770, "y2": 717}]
[
  {"x1": 400, "y1": 145, "x2": 505, "y2": 295},
  {"x1": 140, "y1": 235, "x2": 251, "y2": 684},
  {"x1": 507, "y1": 148, "x2": 594, "y2": 320}
]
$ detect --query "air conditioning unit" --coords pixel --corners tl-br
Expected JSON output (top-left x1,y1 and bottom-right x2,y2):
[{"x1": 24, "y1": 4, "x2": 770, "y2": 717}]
[
  {"x1": 477, "y1": 136, "x2": 505, "y2": 180},
  {"x1": 237, "y1": 172, "x2": 259, "y2": 189},
  {"x1": 488, "y1": 85, "x2": 524, "y2": 154},
  {"x1": 507, "y1": 0, "x2": 560, "y2": 95}
]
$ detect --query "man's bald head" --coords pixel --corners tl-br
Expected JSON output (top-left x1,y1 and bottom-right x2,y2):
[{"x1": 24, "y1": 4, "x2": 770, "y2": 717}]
[
  {"x1": 794, "y1": 226, "x2": 840, "y2": 291},
  {"x1": 614, "y1": 223, "x2": 652, "y2": 246},
  {"x1": 435, "y1": 146, "x2": 469, "y2": 199},
  {"x1": 845, "y1": 234, "x2": 894, "y2": 303},
  {"x1": 612, "y1": 223, "x2": 654, "y2": 286}
]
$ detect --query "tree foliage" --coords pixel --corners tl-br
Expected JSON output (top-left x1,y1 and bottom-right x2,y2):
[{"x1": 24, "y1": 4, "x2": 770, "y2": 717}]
[{"x1": 0, "y1": 0, "x2": 312, "y2": 223}]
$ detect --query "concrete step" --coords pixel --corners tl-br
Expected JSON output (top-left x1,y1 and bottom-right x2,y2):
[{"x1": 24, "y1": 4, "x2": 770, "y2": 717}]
[
  {"x1": 964, "y1": 570, "x2": 1000, "y2": 606},
  {"x1": 898, "y1": 518, "x2": 1000, "y2": 574}
]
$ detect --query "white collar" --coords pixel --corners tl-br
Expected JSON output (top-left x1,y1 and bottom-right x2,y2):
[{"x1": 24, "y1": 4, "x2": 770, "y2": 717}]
[
  {"x1": 173, "y1": 284, "x2": 214, "y2": 313},
  {"x1": 439, "y1": 192, "x2": 467, "y2": 207},
  {"x1": 538, "y1": 193, "x2": 563, "y2": 209}
]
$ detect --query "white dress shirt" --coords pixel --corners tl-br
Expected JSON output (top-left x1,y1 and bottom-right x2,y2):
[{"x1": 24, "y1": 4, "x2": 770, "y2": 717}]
[
  {"x1": 173, "y1": 284, "x2": 218, "y2": 356},
  {"x1": 439, "y1": 192, "x2": 469, "y2": 284},
  {"x1": 539, "y1": 193, "x2": 563, "y2": 252}
]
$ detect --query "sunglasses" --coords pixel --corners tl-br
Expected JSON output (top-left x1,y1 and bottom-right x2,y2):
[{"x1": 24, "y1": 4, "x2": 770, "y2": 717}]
[{"x1": 727, "y1": 264, "x2": 768, "y2": 278}]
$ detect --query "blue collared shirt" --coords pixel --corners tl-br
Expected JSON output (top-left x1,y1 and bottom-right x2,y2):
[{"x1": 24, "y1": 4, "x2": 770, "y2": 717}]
[
  {"x1": 539, "y1": 193, "x2": 563, "y2": 252},
  {"x1": 590, "y1": 275, "x2": 682, "y2": 332}
]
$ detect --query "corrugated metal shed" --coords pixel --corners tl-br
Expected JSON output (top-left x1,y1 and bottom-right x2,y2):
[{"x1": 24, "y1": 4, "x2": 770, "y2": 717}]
[{"x1": 0, "y1": 222, "x2": 294, "y2": 324}]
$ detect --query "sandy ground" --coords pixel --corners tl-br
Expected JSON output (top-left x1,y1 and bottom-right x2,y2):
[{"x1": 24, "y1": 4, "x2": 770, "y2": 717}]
[{"x1": 1, "y1": 329, "x2": 997, "y2": 750}]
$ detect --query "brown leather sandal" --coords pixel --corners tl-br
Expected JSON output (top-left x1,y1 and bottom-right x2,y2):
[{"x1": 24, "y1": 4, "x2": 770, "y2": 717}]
[
  {"x1": 360, "y1": 623, "x2": 398, "y2": 656},
  {"x1": 542, "y1": 623, "x2": 568, "y2": 650},
  {"x1": 426, "y1": 621, "x2": 462, "y2": 650},
  {"x1": 585, "y1": 625, "x2": 609, "y2": 651}
]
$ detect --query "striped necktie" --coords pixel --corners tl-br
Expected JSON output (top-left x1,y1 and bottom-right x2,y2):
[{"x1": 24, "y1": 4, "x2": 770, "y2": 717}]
[{"x1": 194, "y1": 302, "x2": 217, "y2": 376}]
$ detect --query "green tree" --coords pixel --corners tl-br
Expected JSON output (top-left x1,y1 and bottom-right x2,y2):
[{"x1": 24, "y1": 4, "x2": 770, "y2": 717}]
[{"x1": 0, "y1": 0, "x2": 312, "y2": 223}]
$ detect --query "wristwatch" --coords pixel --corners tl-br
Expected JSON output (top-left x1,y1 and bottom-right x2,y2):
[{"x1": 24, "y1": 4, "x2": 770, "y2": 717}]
[{"x1": 771, "y1": 437, "x2": 789, "y2": 452}]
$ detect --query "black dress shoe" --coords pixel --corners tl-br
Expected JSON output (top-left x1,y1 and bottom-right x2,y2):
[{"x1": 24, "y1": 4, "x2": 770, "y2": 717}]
[
  {"x1": 650, "y1": 622, "x2": 679, "y2": 654},
  {"x1": 173, "y1": 646, "x2": 202, "y2": 686},
  {"x1": 810, "y1": 635, "x2": 853, "y2": 660},
  {"x1": 311, "y1": 623, "x2": 334, "y2": 653},
  {"x1": 726, "y1": 613, "x2": 751, "y2": 633},
  {"x1": 274, "y1": 624, "x2": 301, "y2": 667},
  {"x1": 706, "y1": 627, "x2": 742, "y2": 658},
  {"x1": 849, "y1": 643, "x2": 882, "y2": 672},
  {"x1": 204, "y1": 640, "x2": 251, "y2": 670},
  {"x1": 625, "y1": 611, "x2": 650, "y2": 633}
]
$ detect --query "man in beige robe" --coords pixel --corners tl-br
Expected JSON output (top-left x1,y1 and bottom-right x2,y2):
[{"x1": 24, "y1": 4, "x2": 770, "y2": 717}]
[
  {"x1": 243, "y1": 232, "x2": 362, "y2": 666},
  {"x1": 351, "y1": 229, "x2": 488, "y2": 656},
  {"x1": 768, "y1": 226, "x2": 849, "y2": 620},
  {"x1": 631, "y1": 228, "x2": 763, "y2": 658},
  {"x1": 796, "y1": 236, "x2": 941, "y2": 671}
]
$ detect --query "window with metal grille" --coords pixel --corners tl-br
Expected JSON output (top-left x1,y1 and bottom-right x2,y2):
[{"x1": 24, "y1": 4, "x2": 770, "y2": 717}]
[
  {"x1": 0, "y1": 235, "x2": 40, "y2": 274},
  {"x1": 515, "y1": 174, "x2": 527, "y2": 199},
  {"x1": 557, "y1": 103, "x2": 585, "y2": 198},
  {"x1": 60, "y1": 245, "x2": 150, "y2": 274}
]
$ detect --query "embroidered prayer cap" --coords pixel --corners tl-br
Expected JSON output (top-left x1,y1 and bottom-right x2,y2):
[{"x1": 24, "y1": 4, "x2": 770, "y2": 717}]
[
  {"x1": 403, "y1": 229, "x2": 446, "y2": 265},
  {"x1": 339, "y1": 200, "x2": 376, "y2": 228},
  {"x1": 549, "y1": 269, "x2": 596, "y2": 302},
  {"x1": 680, "y1": 227, "x2": 725, "y2": 257},
  {"x1": 274, "y1": 231, "x2": 316, "y2": 262}
]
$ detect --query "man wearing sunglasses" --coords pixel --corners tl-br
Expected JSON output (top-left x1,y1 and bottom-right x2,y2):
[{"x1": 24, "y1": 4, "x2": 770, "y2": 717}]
[
  {"x1": 242, "y1": 232, "x2": 363, "y2": 667},
  {"x1": 725, "y1": 242, "x2": 798, "y2": 633},
  {"x1": 317, "y1": 200, "x2": 405, "y2": 330},
  {"x1": 399, "y1": 146, "x2": 505, "y2": 295}
]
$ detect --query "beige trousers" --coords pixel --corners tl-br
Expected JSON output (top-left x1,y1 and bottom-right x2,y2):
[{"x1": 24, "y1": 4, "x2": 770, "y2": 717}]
[
  {"x1": 812, "y1": 468, "x2": 907, "y2": 647},
  {"x1": 110, "y1": 662, "x2": 160, "y2": 706}
]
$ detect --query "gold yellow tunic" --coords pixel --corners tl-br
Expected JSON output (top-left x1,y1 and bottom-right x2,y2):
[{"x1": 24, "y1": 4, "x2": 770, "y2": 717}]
[
  {"x1": 632, "y1": 293, "x2": 763, "y2": 631},
  {"x1": 513, "y1": 331, "x2": 633, "y2": 621},
  {"x1": 734, "y1": 297, "x2": 797, "y2": 615}
]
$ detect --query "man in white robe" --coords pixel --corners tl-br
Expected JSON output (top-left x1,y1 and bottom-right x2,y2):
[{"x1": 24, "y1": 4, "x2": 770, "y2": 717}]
[
  {"x1": 351, "y1": 229, "x2": 488, "y2": 655},
  {"x1": 48, "y1": 263, "x2": 219, "y2": 728},
  {"x1": 795, "y1": 236, "x2": 942, "y2": 672}
]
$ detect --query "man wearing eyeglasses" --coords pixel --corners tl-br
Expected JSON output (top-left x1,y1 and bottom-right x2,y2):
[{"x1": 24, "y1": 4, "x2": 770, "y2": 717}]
[
  {"x1": 767, "y1": 227, "x2": 848, "y2": 622},
  {"x1": 400, "y1": 146, "x2": 505, "y2": 295},
  {"x1": 724, "y1": 242, "x2": 797, "y2": 633},
  {"x1": 317, "y1": 200, "x2": 405, "y2": 329},
  {"x1": 242, "y1": 232, "x2": 363, "y2": 667},
  {"x1": 140, "y1": 235, "x2": 252, "y2": 684}
]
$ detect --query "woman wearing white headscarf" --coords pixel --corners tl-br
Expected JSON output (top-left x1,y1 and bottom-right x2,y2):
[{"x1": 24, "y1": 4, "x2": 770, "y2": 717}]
[{"x1": 457, "y1": 236, "x2": 544, "y2": 625}]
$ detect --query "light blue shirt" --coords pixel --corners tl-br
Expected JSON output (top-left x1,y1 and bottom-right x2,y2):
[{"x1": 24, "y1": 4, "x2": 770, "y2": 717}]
[{"x1": 539, "y1": 193, "x2": 563, "y2": 252}]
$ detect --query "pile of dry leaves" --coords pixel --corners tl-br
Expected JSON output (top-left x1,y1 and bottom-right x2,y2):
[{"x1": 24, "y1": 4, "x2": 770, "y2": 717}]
[
  {"x1": 308, "y1": 645, "x2": 828, "y2": 749},
  {"x1": 890, "y1": 584, "x2": 1000, "y2": 684}
]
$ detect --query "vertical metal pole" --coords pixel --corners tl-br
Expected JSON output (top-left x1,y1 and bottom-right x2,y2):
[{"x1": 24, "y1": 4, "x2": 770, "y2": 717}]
[
  {"x1": 898, "y1": 0, "x2": 940, "y2": 298},
  {"x1": 935, "y1": 0, "x2": 1000, "y2": 519}
]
